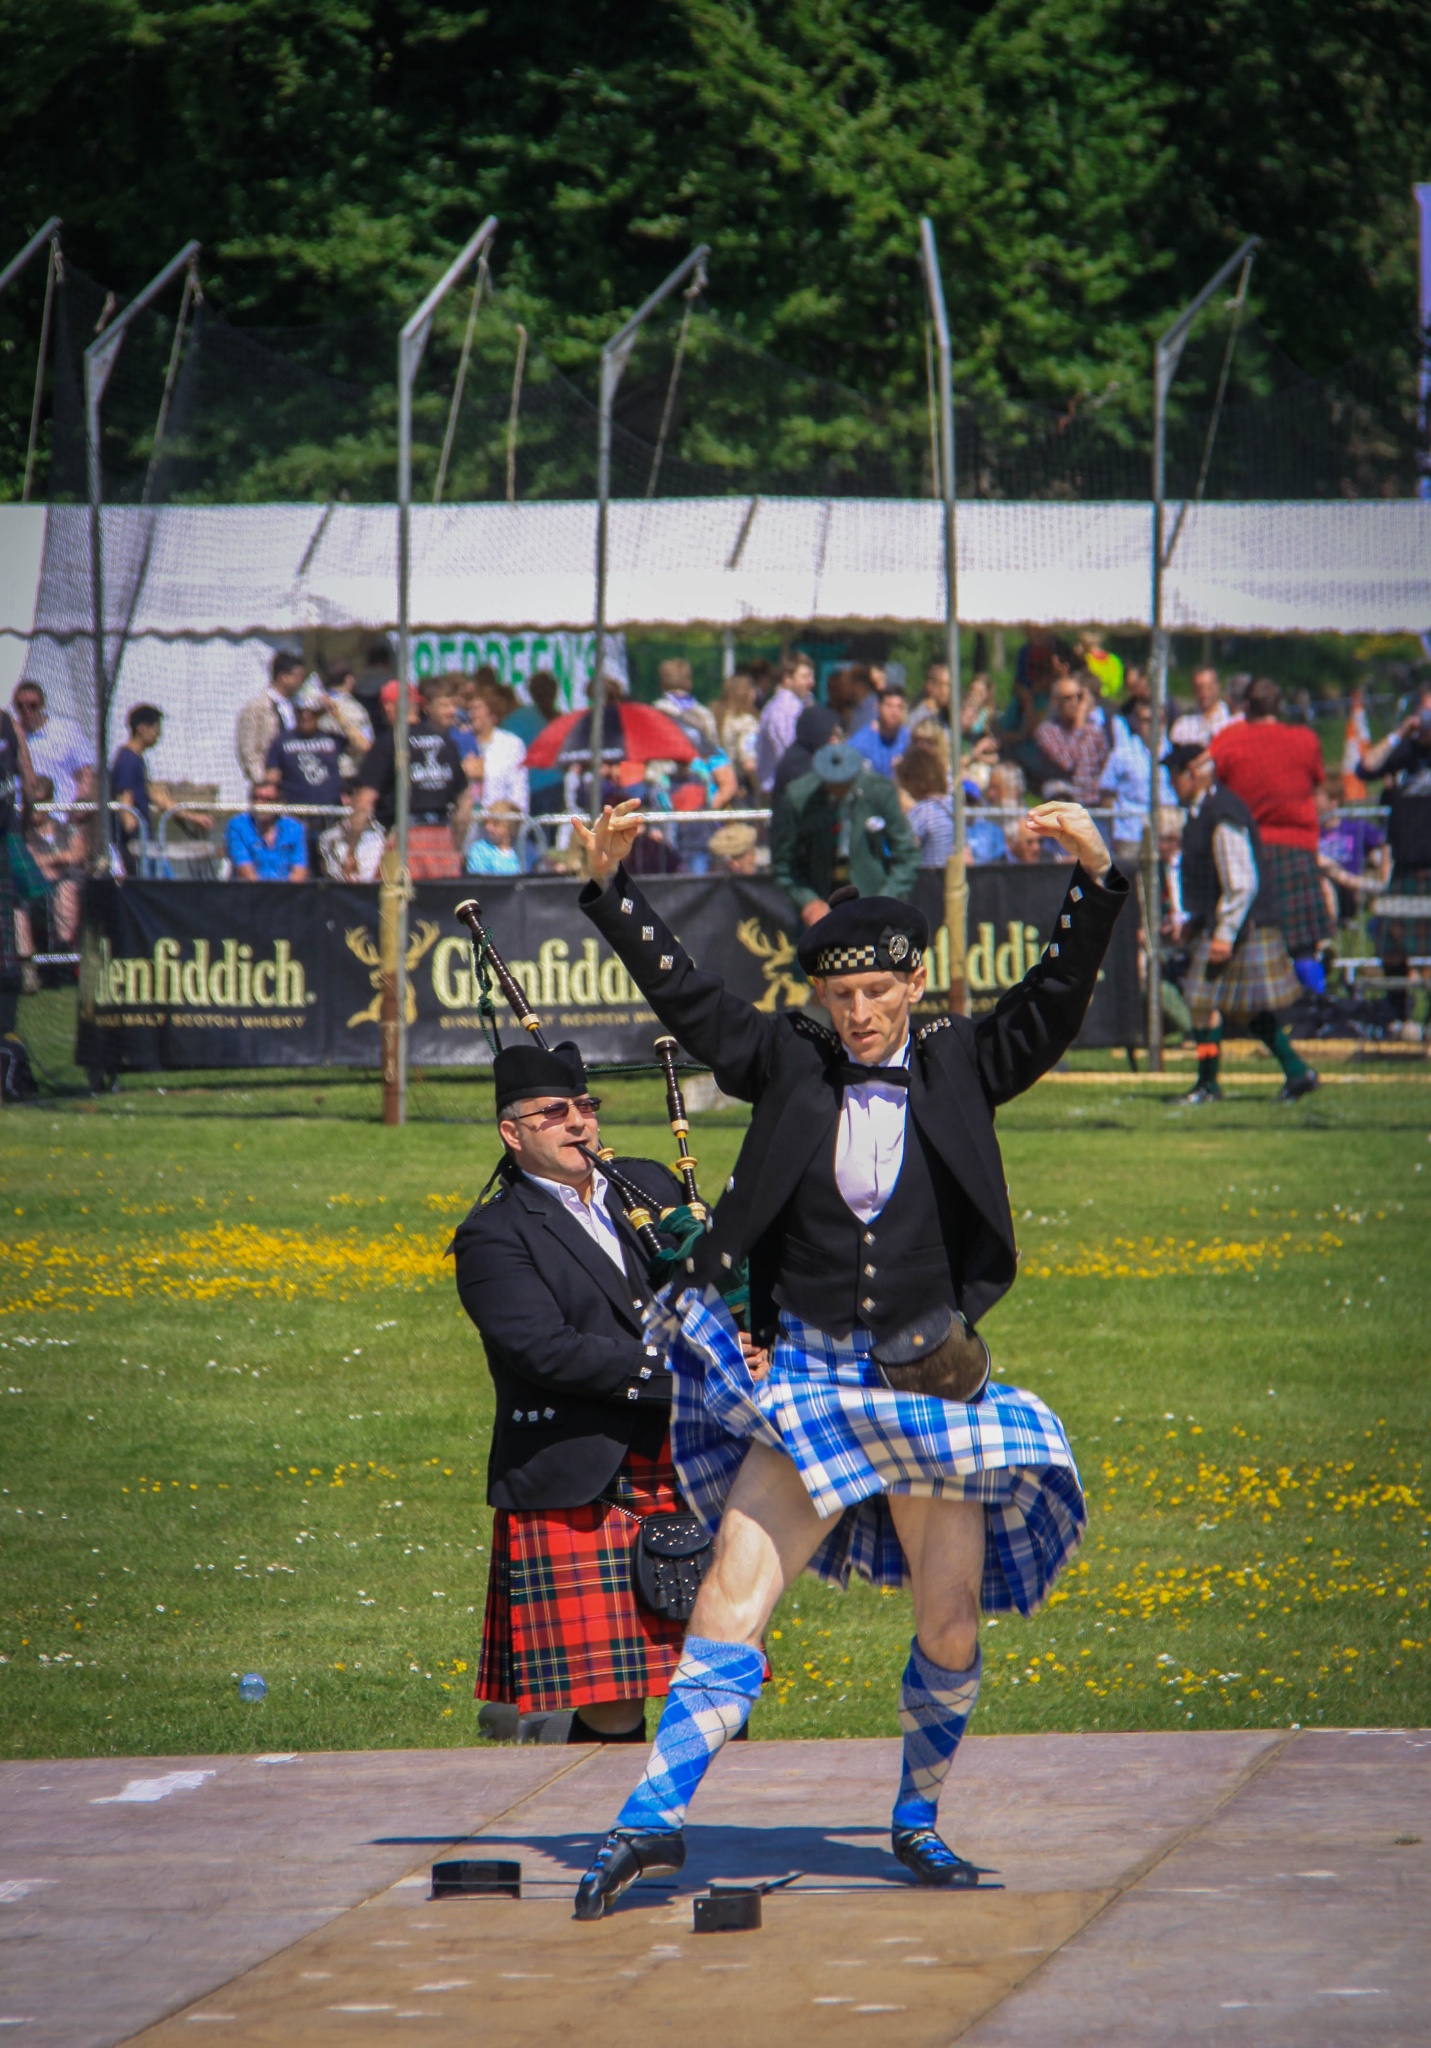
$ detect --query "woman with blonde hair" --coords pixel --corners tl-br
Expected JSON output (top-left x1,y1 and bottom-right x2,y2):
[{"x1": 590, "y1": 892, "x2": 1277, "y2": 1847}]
[{"x1": 714, "y1": 672, "x2": 760, "y2": 796}]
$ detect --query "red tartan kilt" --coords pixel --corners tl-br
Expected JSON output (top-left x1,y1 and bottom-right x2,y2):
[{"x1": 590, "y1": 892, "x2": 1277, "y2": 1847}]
[{"x1": 476, "y1": 1443, "x2": 688, "y2": 1714}]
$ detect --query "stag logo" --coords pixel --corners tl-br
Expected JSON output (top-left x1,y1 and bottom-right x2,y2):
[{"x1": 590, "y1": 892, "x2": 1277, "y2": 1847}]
[
  {"x1": 735, "y1": 918, "x2": 809, "y2": 1013},
  {"x1": 344, "y1": 921, "x2": 441, "y2": 1028}
]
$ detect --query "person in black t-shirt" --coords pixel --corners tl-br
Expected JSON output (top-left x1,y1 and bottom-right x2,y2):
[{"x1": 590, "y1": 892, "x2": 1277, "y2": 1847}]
[
  {"x1": 267, "y1": 688, "x2": 345, "y2": 867},
  {"x1": 350, "y1": 675, "x2": 471, "y2": 878}
]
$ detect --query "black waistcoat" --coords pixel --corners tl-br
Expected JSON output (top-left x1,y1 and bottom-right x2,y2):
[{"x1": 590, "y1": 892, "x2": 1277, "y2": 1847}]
[
  {"x1": 1181, "y1": 784, "x2": 1264, "y2": 934},
  {"x1": 771, "y1": 1110, "x2": 970, "y2": 1342}
]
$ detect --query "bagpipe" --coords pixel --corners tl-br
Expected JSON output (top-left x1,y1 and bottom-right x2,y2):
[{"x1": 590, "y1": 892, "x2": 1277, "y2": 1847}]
[{"x1": 454, "y1": 897, "x2": 720, "y2": 1292}]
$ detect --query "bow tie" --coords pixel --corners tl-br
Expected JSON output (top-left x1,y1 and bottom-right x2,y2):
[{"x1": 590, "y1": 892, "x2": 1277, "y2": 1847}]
[{"x1": 835, "y1": 1061, "x2": 910, "y2": 1090}]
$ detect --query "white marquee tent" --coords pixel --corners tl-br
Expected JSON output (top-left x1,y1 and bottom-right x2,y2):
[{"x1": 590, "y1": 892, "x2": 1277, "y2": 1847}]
[{"x1": 3, "y1": 497, "x2": 1428, "y2": 804}]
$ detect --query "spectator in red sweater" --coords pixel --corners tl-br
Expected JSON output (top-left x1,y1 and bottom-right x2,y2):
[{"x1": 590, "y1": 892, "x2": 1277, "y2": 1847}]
[{"x1": 1209, "y1": 675, "x2": 1332, "y2": 971}]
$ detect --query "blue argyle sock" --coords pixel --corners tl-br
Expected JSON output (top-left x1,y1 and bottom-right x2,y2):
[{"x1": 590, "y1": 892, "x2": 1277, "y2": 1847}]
[
  {"x1": 615, "y1": 1636, "x2": 764, "y2": 1835},
  {"x1": 892, "y1": 1638, "x2": 982, "y2": 1832}
]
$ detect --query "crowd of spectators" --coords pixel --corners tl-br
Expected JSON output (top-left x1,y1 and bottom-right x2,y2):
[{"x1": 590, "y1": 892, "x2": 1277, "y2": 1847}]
[{"x1": 6, "y1": 647, "x2": 1431, "y2": 1025}]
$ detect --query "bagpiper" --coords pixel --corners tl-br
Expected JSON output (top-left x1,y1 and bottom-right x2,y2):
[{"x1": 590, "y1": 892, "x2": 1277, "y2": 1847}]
[{"x1": 452, "y1": 1039, "x2": 690, "y2": 1744}]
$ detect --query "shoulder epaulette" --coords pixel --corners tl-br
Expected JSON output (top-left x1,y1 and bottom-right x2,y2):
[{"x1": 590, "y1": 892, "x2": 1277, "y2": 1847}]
[
  {"x1": 915, "y1": 1016, "x2": 954, "y2": 1044},
  {"x1": 789, "y1": 1011, "x2": 840, "y2": 1051}
]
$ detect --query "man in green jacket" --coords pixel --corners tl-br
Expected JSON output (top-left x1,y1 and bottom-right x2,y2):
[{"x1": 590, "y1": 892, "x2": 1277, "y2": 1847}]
[{"x1": 772, "y1": 740, "x2": 920, "y2": 926}]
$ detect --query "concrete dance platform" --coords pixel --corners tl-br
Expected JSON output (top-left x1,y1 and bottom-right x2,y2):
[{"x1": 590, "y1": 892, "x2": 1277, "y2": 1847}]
[{"x1": 2, "y1": 1730, "x2": 1428, "y2": 2047}]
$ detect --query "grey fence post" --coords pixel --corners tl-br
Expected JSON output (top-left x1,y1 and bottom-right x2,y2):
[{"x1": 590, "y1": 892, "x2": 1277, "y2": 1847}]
[
  {"x1": 919, "y1": 219, "x2": 967, "y2": 1015},
  {"x1": 1149, "y1": 235, "x2": 1260, "y2": 1068},
  {"x1": 392, "y1": 215, "x2": 498, "y2": 1124},
  {"x1": 0, "y1": 216, "x2": 61, "y2": 297},
  {"x1": 83, "y1": 240, "x2": 200, "y2": 874},
  {"x1": 591, "y1": 246, "x2": 709, "y2": 816}
]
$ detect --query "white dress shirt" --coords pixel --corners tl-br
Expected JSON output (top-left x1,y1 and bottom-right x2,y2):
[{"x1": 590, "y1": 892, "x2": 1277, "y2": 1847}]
[
  {"x1": 526, "y1": 1167, "x2": 626, "y2": 1272},
  {"x1": 833, "y1": 1035, "x2": 910, "y2": 1224}
]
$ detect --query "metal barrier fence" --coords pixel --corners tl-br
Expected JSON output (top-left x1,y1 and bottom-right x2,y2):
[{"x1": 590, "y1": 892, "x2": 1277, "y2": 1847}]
[{"x1": 17, "y1": 801, "x2": 1429, "y2": 986}]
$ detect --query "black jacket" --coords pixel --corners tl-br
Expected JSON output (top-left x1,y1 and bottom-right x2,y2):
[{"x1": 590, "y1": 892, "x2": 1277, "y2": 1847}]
[
  {"x1": 1180, "y1": 785, "x2": 1264, "y2": 940},
  {"x1": 451, "y1": 1157, "x2": 682, "y2": 1511},
  {"x1": 581, "y1": 861, "x2": 1128, "y2": 1339}
]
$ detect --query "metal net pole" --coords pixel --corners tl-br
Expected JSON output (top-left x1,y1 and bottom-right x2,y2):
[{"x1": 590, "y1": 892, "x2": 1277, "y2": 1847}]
[
  {"x1": 590, "y1": 246, "x2": 710, "y2": 817},
  {"x1": 82, "y1": 239, "x2": 200, "y2": 878},
  {"x1": 920, "y1": 218, "x2": 966, "y2": 1015},
  {"x1": 1148, "y1": 236, "x2": 1261, "y2": 1071},
  {"x1": 391, "y1": 215, "x2": 497, "y2": 1122}
]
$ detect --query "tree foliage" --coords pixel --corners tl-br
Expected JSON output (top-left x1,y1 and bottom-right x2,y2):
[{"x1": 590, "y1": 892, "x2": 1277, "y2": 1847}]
[{"x1": 2, "y1": 0, "x2": 1428, "y2": 496}]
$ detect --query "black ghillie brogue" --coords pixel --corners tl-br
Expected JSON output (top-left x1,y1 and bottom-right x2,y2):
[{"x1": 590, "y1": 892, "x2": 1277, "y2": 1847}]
[
  {"x1": 891, "y1": 1824, "x2": 983, "y2": 1889},
  {"x1": 573, "y1": 1828, "x2": 686, "y2": 1921}
]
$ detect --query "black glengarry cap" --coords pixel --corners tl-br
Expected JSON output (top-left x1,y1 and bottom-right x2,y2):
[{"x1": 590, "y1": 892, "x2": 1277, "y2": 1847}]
[
  {"x1": 493, "y1": 1039, "x2": 587, "y2": 1109},
  {"x1": 796, "y1": 885, "x2": 929, "y2": 977}
]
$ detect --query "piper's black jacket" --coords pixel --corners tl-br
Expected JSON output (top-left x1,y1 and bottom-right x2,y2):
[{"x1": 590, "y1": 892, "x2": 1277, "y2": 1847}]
[
  {"x1": 451, "y1": 1157, "x2": 682, "y2": 1511},
  {"x1": 580, "y1": 861, "x2": 1128, "y2": 1340}
]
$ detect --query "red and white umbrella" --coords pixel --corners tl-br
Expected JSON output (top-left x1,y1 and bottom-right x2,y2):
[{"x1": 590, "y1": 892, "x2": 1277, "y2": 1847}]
[{"x1": 523, "y1": 700, "x2": 698, "y2": 769}]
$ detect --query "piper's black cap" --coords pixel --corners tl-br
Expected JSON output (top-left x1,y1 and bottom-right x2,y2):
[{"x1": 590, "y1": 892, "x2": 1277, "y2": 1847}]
[
  {"x1": 493, "y1": 1039, "x2": 587, "y2": 1110},
  {"x1": 796, "y1": 885, "x2": 929, "y2": 977},
  {"x1": 1164, "y1": 741, "x2": 1208, "y2": 776}
]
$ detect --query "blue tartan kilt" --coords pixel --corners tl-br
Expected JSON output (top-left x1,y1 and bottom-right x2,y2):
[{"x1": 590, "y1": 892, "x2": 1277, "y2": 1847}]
[{"x1": 653, "y1": 1290, "x2": 1086, "y2": 1618}]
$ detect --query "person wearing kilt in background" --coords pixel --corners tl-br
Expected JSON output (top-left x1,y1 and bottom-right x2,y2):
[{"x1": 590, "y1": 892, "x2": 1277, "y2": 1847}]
[
  {"x1": 563, "y1": 795, "x2": 1128, "y2": 1918},
  {"x1": 1166, "y1": 743, "x2": 1319, "y2": 1104},
  {"x1": 451, "y1": 1041, "x2": 689, "y2": 1744},
  {"x1": 1209, "y1": 677, "x2": 1334, "y2": 984}
]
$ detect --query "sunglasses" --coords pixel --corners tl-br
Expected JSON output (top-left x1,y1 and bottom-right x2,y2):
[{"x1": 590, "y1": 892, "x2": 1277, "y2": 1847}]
[{"x1": 507, "y1": 1095, "x2": 601, "y2": 1126}]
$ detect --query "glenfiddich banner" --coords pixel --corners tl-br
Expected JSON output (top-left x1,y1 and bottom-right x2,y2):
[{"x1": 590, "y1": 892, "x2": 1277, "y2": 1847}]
[{"x1": 76, "y1": 867, "x2": 1139, "y2": 1072}]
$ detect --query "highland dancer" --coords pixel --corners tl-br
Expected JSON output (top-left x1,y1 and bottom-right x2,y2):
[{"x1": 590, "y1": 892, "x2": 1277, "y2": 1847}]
[{"x1": 564, "y1": 797, "x2": 1127, "y2": 1917}]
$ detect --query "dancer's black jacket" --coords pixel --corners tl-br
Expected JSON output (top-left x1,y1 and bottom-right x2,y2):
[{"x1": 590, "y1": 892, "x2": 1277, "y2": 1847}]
[
  {"x1": 451, "y1": 1157, "x2": 682, "y2": 1511},
  {"x1": 580, "y1": 861, "x2": 1128, "y2": 1344}
]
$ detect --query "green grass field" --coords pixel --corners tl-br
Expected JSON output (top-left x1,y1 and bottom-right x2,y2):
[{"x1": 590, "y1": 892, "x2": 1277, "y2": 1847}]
[{"x1": 2, "y1": 1003, "x2": 1429, "y2": 1759}]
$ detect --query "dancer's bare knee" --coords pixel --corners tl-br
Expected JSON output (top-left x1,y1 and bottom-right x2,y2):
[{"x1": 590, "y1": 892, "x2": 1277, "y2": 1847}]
[{"x1": 917, "y1": 1596, "x2": 980, "y2": 1675}]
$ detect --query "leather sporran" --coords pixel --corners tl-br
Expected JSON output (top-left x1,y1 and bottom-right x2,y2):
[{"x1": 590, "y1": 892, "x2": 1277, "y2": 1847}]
[
  {"x1": 633, "y1": 1510, "x2": 713, "y2": 1622},
  {"x1": 872, "y1": 1306, "x2": 990, "y2": 1405}
]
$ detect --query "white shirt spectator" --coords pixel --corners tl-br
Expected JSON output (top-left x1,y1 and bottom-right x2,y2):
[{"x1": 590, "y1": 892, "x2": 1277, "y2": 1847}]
[
  {"x1": 1169, "y1": 700, "x2": 1235, "y2": 748},
  {"x1": 22, "y1": 710, "x2": 92, "y2": 815},
  {"x1": 479, "y1": 726, "x2": 530, "y2": 813},
  {"x1": 755, "y1": 685, "x2": 808, "y2": 792}
]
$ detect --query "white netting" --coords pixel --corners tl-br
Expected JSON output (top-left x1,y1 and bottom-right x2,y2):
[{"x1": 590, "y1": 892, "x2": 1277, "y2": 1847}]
[{"x1": 6, "y1": 496, "x2": 1431, "y2": 804}]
